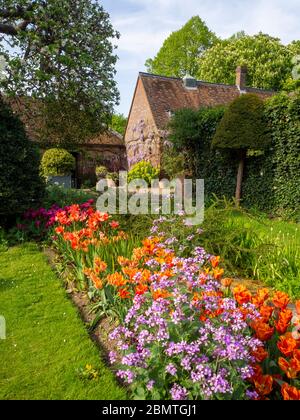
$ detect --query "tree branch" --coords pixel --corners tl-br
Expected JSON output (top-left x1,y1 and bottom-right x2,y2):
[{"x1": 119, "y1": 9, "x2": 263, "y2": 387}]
[
  {"x1": 0, "y1": 4, "x2": 34, "y2": 20},
  {"x1": 0, "y1": 4, "x2": 34, "y2": 35}
]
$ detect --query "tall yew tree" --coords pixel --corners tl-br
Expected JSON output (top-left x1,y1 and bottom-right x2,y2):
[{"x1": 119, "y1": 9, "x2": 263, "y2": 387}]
[
  {"x1": 0, "y1": 0, "x2": 120, "y2": 144},
  {"x1": 0, "y1": 96, "x2": 44, "y2": 222},
  {"x1": 212, "y1": 94, "x2": 270, "y2": 205}
]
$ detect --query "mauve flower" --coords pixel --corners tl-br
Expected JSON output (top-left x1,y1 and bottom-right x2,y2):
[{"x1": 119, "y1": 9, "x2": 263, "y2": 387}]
[
  {"x1": 146, "y1": 380, "x2": 155, "y2": 391},
  {"x1": 166, "y1": 363, "x2": 177, "y2": 376},
  {"x1": 170, "y1": 384, "x2": 188, "y2": 400},
  {"x1": 109, "y1": 351, "x2": 117, "y2": 364}
]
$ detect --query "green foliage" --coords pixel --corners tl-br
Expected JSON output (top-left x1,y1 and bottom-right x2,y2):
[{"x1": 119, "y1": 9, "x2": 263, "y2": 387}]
[
  {"x1": 156, "y1": 199, "x2": 300, "y2": 298},
  {"x1": 168, "y1": 91, "x2": 299, "y2": 217},
  {"x1": 110, "y1": 114, "x2": 127, "y2": 136},
  {"x1": 41, "y1": 98, "x2": 111, "y2": 148},
  {"x1": 198, "y1": 33, "x2": 295, "y2": 91},
  {"x1": 43, "y1": 185, "x2": 97, "y2": 209},
  {"x1": 264, "y1": 90, "x2": 300, "y2": 219},
  {"x1": 0, "y1": 97, "x2": 45, "y2": 221},
  {"x1": 169, "y1": 106, "x2": 225, "y2": 176},
  {"x1": 127, "y1": 161, "x2": 160, "y2": 186},
  {"x1": 41, "y1": 148, "x2": 75, "y2": 177},
  {"x1": 145, "y1": 16, "x2": 218, "y2": 77},
  {"x1": 0, "y1": 1, "x2": 119, "y2": 143},
  {"x1": 212, "y1": 94, "x2": 269, "y2": 150},
  {"x1": 197, "y1": 200, "x2": 300, "y2": 299},
  {"x1": 161, "y1": 146, "x2": 186, "y2": 179},
  {"x1": 95, "y1": 165, "x2": 108, "y2": 179}
]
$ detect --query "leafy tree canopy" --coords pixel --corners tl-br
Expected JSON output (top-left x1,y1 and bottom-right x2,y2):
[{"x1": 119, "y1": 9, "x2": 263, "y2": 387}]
[
  {"x1": 0, "y1": 0, "x2": 120, "y2": 144},
  {"x1": 110, "y1": 113, "x2": 127, "y2": 136},
  {"x1": 197, "y1": 33, "x2": 300, "y2": 91},
  {"x1": 145, "y1": 16, "x2": 218, "y2": 78}
]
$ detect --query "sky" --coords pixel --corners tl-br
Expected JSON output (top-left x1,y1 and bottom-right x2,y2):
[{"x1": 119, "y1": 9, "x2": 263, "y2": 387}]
[{"x1": 100, "y1": 0, "x2": 300, "y2": 116}]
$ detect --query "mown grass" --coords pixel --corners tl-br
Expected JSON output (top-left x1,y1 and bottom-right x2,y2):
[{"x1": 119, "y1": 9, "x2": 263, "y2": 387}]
[
  {"x1": 0, "y1": 243, "x2": 126, "y2": 400},
  {"x1": 225, "y1": 212, "x2": 300, "y2": 297},
  {"x1": 199, "y1": 202, "x2": 300, "y2": 298}
]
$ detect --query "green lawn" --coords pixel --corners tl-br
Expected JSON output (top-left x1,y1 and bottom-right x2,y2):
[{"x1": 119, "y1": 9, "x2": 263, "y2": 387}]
[
  {"x1": 0, "y1": 243, "x2": 126, "y2": 400},
  {"x1": 223, "y1": 211, "x2": 300, "y2": 297}
]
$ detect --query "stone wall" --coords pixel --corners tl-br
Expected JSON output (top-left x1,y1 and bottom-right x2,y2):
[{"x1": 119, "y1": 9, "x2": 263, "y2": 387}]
[
  {"x1": 125, "y1": 78, "x2": 161, "y2": 169},
  {"x1": 77, "y1": 144, "x2": 127, "y2": 186}
]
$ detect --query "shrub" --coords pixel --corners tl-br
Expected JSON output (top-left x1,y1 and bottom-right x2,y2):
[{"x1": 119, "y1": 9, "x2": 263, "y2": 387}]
[
  {"x1": 169, "y1": 106, "x2": 225, "y2": 177},
  {"x1": 41, "y1": 148, "x2": 75, "y2": 177},
  {"x1": 161, "y1": 145, "x2": 186, "y2": 179},
  {"x1": 212, "y1": 94, "x2": 270, "y2": 203},
  {"x1": 0, "y1": 97, "x2": 45, "y2": 222},
  {"x1": 95, "y1": 165, "x2": 108, "y2": 179},
  {"x1": 127, "y1": 161, "x2": 160, "y2": 186},
  {"x1": 264, "y1": 90, "x2": 300, "y2": 219}
]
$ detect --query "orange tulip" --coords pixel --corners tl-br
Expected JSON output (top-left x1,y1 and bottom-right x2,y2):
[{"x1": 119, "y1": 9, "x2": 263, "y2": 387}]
[
  {"x1": 94, "y1": 258, "x2": 107, "y2": 273},
  {"x1": 275, "y1": 320, "x2": 289, "y2": 335},
  {"x1": 272, "y1": 291, "x2": 290, "y2": 310},
  {"x1": 107, "y1": 272, "x2": 127, "y2": 287},
  {"x1": 252, "y1": 321, "x2": 274, "y2": 341},
  {"x1": 210, "y1": 256, "x2": 220, "y2": 268},
  {"x1": 259, "y1": 305, "x2": 274, "y2": 323},
  {"x1": 221, "y1": 278, "x2": 233, "y2": 288},
  {"x1": 92, "y1": 277, "x2": 103, "y2": 290},
  {"x1": 295, "y1": 300, "x2": 300, "y2": 316},
  {"x1": 118, "y1": 288, "x2": 131, "y2": 299},
  {"x1": 278, "y1": 308, "x2": 293, "y2": 325},
  {"x1": 213, "y1": 267, "x2": 224, "y2": 280},
  {"x1": 254, "y1": 374, "x2": 273, "y2": 396},
  {"x1": 117, "y1": 256, "x2": 131, "y2": 267},
  {"x1": 293, "y1": 349, "x2": 300, "y2": 363},
  {"x1": 55, "y1": 226, "x2": 65, "y2": 235},
  {"x1": 252, "y1": 288, "x2": 269, "y2": 307},
  {"x1": 252, "y1": 346, "x2": 268, "y2": 363},
  {"x1": 152, "y1": 289, "x2": 171, "y2": 300},
  {"x1": 122, "y1": 267, "x2": 139, "y2": 282},
  {"x1": 135, "y1": 284, "x2": 148, "y2": 296},
  {"x1": 250, "y1": 364, "x2": 263, "y2": 383},
  {"x1": 278, "y1": 357, "x2": 300, "y2": 379},
  {"x1": 233, "y1": 285, "x2": 252, "y2": 305},
  {"x1": 277, "y1": 333, "x2": 298, "y2": 358},
  {"x1": 281, "y1": 383, "x2": 300, "y2": 400}
]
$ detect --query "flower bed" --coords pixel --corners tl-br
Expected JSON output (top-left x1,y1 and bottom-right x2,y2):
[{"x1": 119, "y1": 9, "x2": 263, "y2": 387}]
[{"x1": 17, "y1": 203, "x2": 300, "y2": 400}]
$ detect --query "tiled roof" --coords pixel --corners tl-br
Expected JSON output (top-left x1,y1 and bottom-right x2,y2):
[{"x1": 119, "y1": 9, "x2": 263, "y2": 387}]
[
  {"x1": 7, "y1": 97, "x2": 124, "y2": 146},
  {"x1": 139, "y1": 72, "x2": 274, "y2": 130},
  {"x1": 85, "y1": 129, "x2": 124, "y2": 146}
]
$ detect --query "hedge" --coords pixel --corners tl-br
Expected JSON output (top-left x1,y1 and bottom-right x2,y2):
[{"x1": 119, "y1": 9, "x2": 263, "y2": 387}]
[{"x1": 168, "y1": 90, "x2": 300, "y2": 219}]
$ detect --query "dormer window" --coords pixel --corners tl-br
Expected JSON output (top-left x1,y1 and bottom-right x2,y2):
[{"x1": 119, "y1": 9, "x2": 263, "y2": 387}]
[{"x1": 183, "y1": 74, "x2": 198, "y2": 90}]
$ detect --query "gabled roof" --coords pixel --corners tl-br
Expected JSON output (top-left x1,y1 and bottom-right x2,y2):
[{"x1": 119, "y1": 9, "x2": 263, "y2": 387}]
[
  {"x1": 6, "y1": 97, "x2": 124, "y2": 146},
  {"x1": 138, "y1": 72, "x2": 274, "y2": 130}
]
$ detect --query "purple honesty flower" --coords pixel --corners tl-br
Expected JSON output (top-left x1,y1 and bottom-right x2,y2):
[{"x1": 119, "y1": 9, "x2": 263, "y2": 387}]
[
  {"x1": 146, "y1": 380, "x2": 155, "y2": 391},
  {"x1": 246, "y1": 389, "x2": 259, "y2": 400},
  {"x1": 117, "y1": 370, "x2": 136, "y2": 384},
  {"x1": 109, "y1": 351, "x2": 117, "y2": 364},
  {"x1": 170, "y1": 384, "x2": 188, "y2": 400},
  {"x1": 166, "y1": 363, "x2": 177, "y2": 376}
]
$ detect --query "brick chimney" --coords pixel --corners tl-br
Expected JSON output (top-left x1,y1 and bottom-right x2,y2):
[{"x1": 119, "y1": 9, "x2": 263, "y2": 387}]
[{"x1": 236, "y1": 66, "x2": 247, "y2": 90}]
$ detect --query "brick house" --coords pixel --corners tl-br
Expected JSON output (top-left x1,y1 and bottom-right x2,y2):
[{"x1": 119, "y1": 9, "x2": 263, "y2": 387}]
[
  {"x1": 9, "y1": 98, "x2": 127, "y2": 187},
  {"x1": 125, "y1": 67, "x2": 274, "y2": 168}
]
